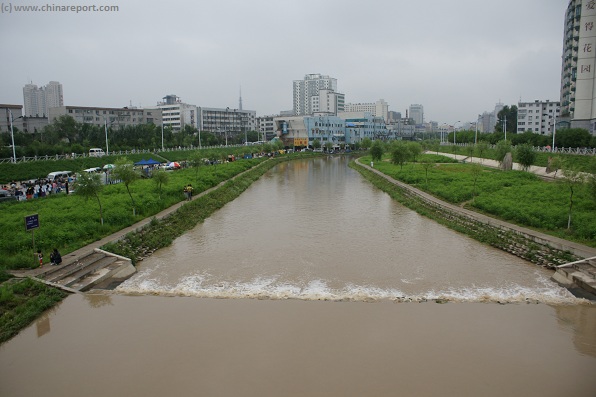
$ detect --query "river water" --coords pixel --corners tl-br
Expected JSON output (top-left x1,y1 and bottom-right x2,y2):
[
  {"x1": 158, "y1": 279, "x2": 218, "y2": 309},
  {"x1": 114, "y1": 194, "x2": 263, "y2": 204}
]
[{"x1": 1, "y1": 156, "x2": 595, "y2": 396}]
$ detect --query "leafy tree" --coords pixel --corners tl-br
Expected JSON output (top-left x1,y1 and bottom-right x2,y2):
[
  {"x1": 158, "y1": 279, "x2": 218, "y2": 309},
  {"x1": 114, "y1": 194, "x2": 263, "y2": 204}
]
[
  {"x1": 406, "y1": 142, "x2": 422, "y2": 162},
  {"x1": 391, "y1": 142, "x2": 410, "y2": 170},
  {"x1": 515, "y1": 144, "x2": 536, "y2": 171},
  {"x1": 361, "y1": 138, "x2": 373, "y2": 150},
  {"x1": 470, "y1": 163, "x2": 482, "y2": 203},
  {"x1": 312, "y1": 139, "x2": 321, "y2": 149},
  {"x1": 475, "y1": 142, "x2": 489, "y2": 163},
  {"x1": 496, "y1": 105, "x2": 518, "y2": 133},
  {"x1": 74, "y1": 171, "x2": 105, "y2": 225},
  {"x1": 370, "y1": 140, "x2": 384, "y2": 162},
  {"x1": 152, "y1": 169, "x2": 169, "y2": 201},
  {"x1": 324, "y1": 142, "x2": 333, "y2": 152},
  {"x1": 560, "y1": 163, "x2": 586, "y2": 230},
  {"x1": 549, "y1": 156, "x2": 563, "y2": 179},
  {"x1": 555, "y1": 128, "x2": 592, "y2": 148},
  {"x1": 494, "y1": 140, "x2": 512, "y2": 166},
  {"x1": 420, "y1": 159, "x2": 433, "y2": 186},
  {"x1": 113, "y1": 157, "x2": 140, "y2": 216}
]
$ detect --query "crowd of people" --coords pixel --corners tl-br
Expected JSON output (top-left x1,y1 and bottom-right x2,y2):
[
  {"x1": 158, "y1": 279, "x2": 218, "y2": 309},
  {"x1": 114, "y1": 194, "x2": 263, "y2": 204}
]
[{"x1": 2, "y1": 176, "x2": 72, "y2": 201}]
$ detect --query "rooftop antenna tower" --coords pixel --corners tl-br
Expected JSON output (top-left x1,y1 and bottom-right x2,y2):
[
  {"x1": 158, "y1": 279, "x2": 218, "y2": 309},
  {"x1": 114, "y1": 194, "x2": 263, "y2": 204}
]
[{"x1": 239, "y1": 85, "x2": 243, "y2": 111}]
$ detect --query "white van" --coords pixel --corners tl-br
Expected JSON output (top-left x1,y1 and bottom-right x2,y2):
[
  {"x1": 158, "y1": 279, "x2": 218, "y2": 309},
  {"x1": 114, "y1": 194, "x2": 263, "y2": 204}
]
[
  {"x1": 47, "y1": 171, "x2": 72, "y2": 181},
  {"x1": 89, "y1": 148, "x2": 106, "y2": 157}
]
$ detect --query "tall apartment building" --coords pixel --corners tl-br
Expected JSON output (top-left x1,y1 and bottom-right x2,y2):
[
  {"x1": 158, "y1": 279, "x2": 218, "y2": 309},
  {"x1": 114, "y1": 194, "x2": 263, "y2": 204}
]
[
  {"x1": 157, "y1": 95, "x2": 198, "y2": 132},
  {"x1": 517, "y1": 100, "x2": 561, "y2": 135},
  {"x1": 293, "y1": 74, "x2": 344, "y2": 116},
  {"x1": 23, "y1": 81, "x2": 63, "y2": 117},
  {"x1": 199, "y1": 107, "x2": 256, "y2": 140},
  {"x1": 256, "y1": 115, "x2": 276, "y2": 141},
  {"x1": 409, "y1": 104, "x2": 424, "y2": 125},
  {"x1": 560, "y1": 0, "x2": 596, "y2": 132},
  {"x1": 343, "y1": 99, "x2": 389, "y2": 122},
  {"x1": 48, "y1": 105, "x2": 146, "y2": 128}
]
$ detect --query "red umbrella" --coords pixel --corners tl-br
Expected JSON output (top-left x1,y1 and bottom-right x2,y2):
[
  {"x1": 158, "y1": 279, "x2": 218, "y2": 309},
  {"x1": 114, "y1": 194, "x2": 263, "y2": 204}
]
[{"x1": 168, "y1": 162, "x2": 180, "y2": 168}]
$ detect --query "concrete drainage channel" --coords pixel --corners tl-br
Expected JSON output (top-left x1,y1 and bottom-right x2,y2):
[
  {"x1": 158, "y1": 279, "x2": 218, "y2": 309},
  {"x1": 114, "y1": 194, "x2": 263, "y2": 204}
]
[{"x1": 34, "y1": 249, "x2": 136, "y2": 293}]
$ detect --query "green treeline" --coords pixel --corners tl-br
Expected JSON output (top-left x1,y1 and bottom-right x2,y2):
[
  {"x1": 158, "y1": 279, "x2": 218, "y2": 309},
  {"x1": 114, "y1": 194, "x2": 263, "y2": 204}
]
[{"x1": 0, "y1": 115, "x2": 263, "y2": 159}]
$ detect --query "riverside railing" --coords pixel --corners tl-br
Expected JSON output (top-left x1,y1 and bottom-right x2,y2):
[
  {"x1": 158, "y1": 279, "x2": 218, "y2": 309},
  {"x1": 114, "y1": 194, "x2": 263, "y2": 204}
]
[
  {"x1": 0, "y1": 144, "x2": 247, "y2": 164},
  {"x1": 440, "y1": 142, "x2": 596, "y2": 156}
]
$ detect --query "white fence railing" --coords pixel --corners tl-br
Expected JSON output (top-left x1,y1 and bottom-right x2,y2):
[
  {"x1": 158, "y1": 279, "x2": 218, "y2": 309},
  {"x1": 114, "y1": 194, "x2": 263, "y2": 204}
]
[
  {"x1": 0, "y1": 144, "x2": 247, "y2": 164},
  {"x1": 439, "y1": 142, "x2": 596, "y2": 156}
]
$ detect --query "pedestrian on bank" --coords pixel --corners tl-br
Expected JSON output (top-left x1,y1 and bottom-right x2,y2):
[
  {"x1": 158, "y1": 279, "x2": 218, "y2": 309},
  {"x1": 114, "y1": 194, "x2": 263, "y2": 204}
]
[
  {"x1": 37, "y1": 250, "x2": 43, "y2": 267},
  {"x1": 50, "y1": 248, "x2": 62, "y2": 266},
  {"x1": 187, "y1": 184, "x2": 193, "y2": 200}
]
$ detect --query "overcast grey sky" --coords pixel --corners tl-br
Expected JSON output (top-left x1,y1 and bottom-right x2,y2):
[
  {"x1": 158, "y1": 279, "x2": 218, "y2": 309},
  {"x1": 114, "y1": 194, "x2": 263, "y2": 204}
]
[{"x1": 1, "y1": 0, "x2": 567, "y2": 124}]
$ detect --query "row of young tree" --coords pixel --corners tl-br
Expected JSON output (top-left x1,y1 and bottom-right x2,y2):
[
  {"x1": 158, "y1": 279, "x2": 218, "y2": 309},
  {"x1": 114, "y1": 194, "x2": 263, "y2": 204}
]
[
  {"x1": 445, "y1": 128, "x2": 596, "y2": 148},
  {"x1": 368, "y1": 139, "x2": 596, "y2": 231},
  {"x1": 0, "y1": 115, "x2": 262, "y2": 159}
]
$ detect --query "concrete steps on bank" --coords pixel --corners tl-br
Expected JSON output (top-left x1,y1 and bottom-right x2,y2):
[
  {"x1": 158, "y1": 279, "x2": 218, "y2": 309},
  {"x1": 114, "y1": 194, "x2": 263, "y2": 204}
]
[
  {"x1": 36, "y1": 249, "x2": 135, "y2": 292},
  {"x1": 552, "y1": 257, "x2": 596, "y2": 297}
]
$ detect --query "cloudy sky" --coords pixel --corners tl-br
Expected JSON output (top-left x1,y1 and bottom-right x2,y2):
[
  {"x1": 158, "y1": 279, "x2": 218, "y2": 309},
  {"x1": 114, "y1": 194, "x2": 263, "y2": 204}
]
[{"x1": 1, "y1": 0, "x2": 567, "y2": 124}]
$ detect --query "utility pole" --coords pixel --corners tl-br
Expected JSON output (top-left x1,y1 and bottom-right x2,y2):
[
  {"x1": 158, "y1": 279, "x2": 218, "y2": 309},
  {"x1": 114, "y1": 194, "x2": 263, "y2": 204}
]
[{"x1": 503, "y1": 116, "x2": 507, "y2": 141}]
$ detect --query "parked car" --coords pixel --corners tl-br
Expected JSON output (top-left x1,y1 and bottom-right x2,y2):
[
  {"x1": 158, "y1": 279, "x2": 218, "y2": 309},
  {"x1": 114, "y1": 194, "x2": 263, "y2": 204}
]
[
  {"x1": 47, "y1": 171, "x2": 72, "y2": 181},
  {"x1": 89, "y1": 148, "x2": 106, "y2": 157},
  {"x1": 0, "y1": 189, "x2": 16, "y2": 202}
]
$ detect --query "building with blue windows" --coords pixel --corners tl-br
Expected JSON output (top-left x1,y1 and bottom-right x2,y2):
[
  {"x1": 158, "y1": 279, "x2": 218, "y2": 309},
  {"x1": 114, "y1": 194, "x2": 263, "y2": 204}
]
[{"x1": 274, "y1": 112, "x2": 388, "y2": 148}]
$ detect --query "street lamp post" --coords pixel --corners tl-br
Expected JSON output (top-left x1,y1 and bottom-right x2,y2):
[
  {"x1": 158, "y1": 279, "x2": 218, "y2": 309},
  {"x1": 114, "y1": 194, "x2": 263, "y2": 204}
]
[
  {"x1": 104, "y1": 119, "x2": 110, "y2": 155},
  {"x1": 475, "y1": 115, "x2": 480, "y2": 144},
  {"x1": 8, "y1": 109, "x2": 22, "y2": 163},
  {"x1": 161, "y1": 121, "x2": 164, "y2": 151},
  {"x1": 453, "y1": 120, "x2": 460, "y2": 145},
  {"x1": 552, "y1": 111, "x2": 558, "y2": 152},
  {"x1": 503, "y1": 116, "x2": 507, "y2": 141}
]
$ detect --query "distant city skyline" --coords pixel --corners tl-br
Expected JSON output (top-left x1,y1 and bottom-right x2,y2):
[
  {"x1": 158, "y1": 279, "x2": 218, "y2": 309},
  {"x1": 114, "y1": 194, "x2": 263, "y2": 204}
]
[{"x1": 1, "y1": 0, "x2": 567, "y2": 125}]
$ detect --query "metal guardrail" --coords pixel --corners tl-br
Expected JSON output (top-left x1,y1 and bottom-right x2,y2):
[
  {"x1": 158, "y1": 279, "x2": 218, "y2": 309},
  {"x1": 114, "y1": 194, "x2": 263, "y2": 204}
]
[
  {"x1": 440, "y1": 143, "x2": 596, "y2": 156},
  {"x1": 0, "y1": 144, "x2": 247, "y2": 164}
]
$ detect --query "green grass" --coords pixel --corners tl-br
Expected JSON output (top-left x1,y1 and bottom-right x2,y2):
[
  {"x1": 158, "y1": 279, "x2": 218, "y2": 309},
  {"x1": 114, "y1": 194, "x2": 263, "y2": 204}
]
[
  {"x1": 363, "y1": 155, "x2": 596, "y2": 247},
  {"x1": 0, "y1": 278, "x2": 68, "y2": 344},
  {"x1": 0, "y1": 157, "x2": 266, "y2": 269}
]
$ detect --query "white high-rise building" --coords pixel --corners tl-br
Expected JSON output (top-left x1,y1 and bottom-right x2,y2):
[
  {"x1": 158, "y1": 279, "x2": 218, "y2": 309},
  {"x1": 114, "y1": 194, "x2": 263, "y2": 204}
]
[
  {"x1": 517, "y1": 100, "x2": 560, "y2": 135},
  {"x1": 409, "y1": 104, "x2": 424, "y2": 125},
  {"x1": 45, "y1": 81, "x2": 63, "y2": 111},
  {"x1": 343, "y1": 99, "x2": 389, "y2": 122},
  {"x1": 157, "y1": 95, "x2": 198, "y2": 132},
  {"x1": 293, "y1": 74, "x2": 344, "y2": 116},
  {"x1": 23, "y1": 81, "x2": 64, "y2": 117},
  {"x1": 23, "y1": 84, "x2": 46, "y2": 117},
  {"x1": 560, "y1": 0, "x2": 596, "y2": 132}
]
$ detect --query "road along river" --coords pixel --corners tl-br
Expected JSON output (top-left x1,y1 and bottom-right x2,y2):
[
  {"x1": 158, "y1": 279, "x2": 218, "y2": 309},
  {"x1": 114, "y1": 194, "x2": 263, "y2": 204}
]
[{"x1": 1, "y1": 156, "x2": 595, "y2": 397}]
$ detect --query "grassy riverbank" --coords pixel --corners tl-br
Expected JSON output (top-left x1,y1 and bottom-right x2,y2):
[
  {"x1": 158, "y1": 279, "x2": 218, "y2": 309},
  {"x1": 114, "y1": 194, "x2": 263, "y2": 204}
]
[
  {"x1": 0, "y1": 277, "x2": 69, "y2": 344},
  {"x1": 0, "y1": 157, "x2": 267, "y2": 270},
  {"x1": 359, "y1": 154, "x2": 596, "y2": 248}
]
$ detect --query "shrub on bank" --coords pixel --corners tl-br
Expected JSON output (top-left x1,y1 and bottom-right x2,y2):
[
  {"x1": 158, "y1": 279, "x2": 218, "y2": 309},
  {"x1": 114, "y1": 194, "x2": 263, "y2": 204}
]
[{"x1": 362, "y1": 155, "x2": 596, "y2": 246}]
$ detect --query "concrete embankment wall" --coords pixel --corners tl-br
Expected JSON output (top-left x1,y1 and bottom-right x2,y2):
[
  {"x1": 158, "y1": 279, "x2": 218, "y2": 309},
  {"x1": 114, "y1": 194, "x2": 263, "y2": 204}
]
[{"x1": 355, "y1": 160, "x2": 596, "y2": 268}]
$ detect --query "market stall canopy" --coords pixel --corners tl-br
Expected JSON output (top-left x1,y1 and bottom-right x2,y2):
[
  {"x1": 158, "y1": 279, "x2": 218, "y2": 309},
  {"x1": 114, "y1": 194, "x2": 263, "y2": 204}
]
[{"x1": 135, "y1": 158, "x2": 161, "y2": 166}]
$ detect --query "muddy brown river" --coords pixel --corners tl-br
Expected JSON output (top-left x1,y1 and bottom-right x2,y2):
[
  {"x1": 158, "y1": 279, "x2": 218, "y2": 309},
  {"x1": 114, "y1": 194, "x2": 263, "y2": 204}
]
[{"x1": 1, "y1": 156, "x2": 595, "y2": 396}]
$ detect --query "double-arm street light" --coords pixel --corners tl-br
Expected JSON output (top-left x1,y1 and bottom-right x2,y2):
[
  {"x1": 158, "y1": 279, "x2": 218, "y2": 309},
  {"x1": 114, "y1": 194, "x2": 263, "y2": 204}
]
[{"x1": 453, "y1": 120, "x2": 460, "y2": 146}]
